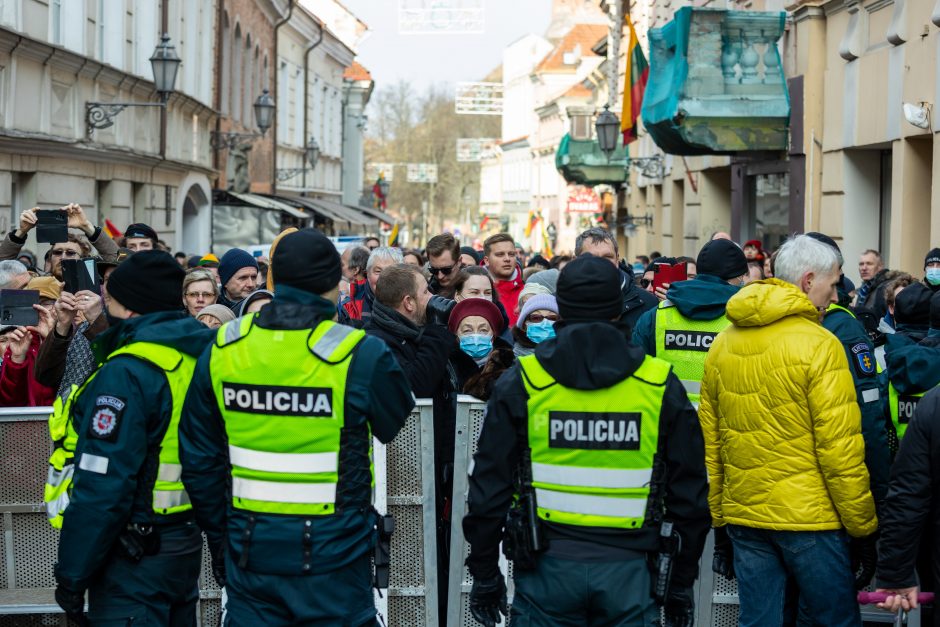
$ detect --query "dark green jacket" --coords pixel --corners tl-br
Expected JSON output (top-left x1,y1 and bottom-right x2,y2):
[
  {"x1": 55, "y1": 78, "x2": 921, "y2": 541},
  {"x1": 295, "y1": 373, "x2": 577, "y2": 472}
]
[
  {"x1": 179, "y1": 286, "x2": 414, "y2": 576},
  {"x1": 631, "y1": 274, "x2": 740, "y2": 355},
  {"x1": 55, "y1": 312, "x2": 214, "y2": 592},
  {"x1": 823, "y1": 307, "x2": 891, "y2": 511}
]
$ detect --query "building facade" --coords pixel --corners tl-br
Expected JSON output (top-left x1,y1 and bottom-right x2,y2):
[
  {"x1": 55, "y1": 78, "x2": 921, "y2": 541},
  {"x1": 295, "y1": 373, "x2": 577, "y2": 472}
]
[{"x1": 0, "y1": 0, "x2": 218, "y2": 256}]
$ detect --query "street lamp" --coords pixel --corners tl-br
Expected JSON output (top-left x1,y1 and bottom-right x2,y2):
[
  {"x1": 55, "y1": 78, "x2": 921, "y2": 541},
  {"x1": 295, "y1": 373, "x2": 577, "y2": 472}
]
[
  {"x1": 595, "y1": 105, "x2": 621, "y2": 159},
  {"x1": 85, "y1": 33, "x2": 180, "y2": 136},
  {"x1": 150, "y1": 33, "x2": 181, "y2": 102},
  {"x1": 253, "y1": 89, "x2": 276, "y2": 136},
  {"x1": 211, "y1": 90, "x2": 278, "y2": 150},
  {"x1": 276, "y1": 136, "x2": 321, "y2": 182},
  {"x1": 305, "y1": 137, "x2": 320, "y2": 169}
]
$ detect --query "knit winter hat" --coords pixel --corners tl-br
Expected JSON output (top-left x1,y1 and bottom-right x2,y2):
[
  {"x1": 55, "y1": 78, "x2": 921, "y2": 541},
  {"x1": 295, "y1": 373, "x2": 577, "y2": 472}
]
[
  {"x1": 895, "y1": 282, "x2": 933, "y2": 326},
  {"x1": 460, "y1": 246, "x2": 482, "y2": 266},
  {"x1": 925, "y1": 247, "x2": 940, "y2": 269},
  {"x1": 557, "y1": 255, "x2": 622, "y2": 322},
  {"x1": 125, "y1": 223, "x2": 158, "y2": 243},
  {"x1": 517, "y1": 294, "x2": 559, "y2": 329},
  {"x1": 196, "y1": 304, "x2": 236, "y2": 325},
  {"x1": 218, "y1": 248, "x2": 258, "y2": 289},
  {"x1": 448, "y1": 298, "x2": 505, "y2": 335},
  {"x1": 696, "y1": 239, "x2": 748, "y2": 281},
  {"x1": 526, "y1": 268, "x2": 560, "y2": 294},
  {"x1": 518, "y1": 282, "x2": 551, "y2": 302},
  {"x1": 106, "y1": 250, "x2": 184, "y2": 314},
  {"x1": 271, "y1": 228, "x2": 342, "y2": 295}
]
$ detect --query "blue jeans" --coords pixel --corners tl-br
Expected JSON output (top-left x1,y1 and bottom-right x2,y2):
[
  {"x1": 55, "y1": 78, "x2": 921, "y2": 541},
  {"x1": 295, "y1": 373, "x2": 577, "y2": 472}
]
[{"x1": 727, "y1": 525, "x2": 861, "y2": 627}]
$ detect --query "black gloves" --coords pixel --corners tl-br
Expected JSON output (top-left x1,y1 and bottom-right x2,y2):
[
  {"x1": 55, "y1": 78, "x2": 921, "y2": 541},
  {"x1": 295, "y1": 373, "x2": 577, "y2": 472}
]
[
  {"x1": 55, "y1": 585, "x2": 89, "y2": 626},
  {"x1": 469, "y1": 573, "x2": 508, "y2": 627},
  {"x1": 211, "y1": 545, "x2": 227, "y2": 588},
  {"x1": 426, "y1": 295, "x2": 456, "y2": 327},
  {"x1": 712, "y1": 526, "x2": 735, "y2": 580},
  {"x1": 850, "y1": 533, "x2": 878, "y2": 590},
  {"x1": 663, "y1": 586, "x2": 695, "y2": 627}
]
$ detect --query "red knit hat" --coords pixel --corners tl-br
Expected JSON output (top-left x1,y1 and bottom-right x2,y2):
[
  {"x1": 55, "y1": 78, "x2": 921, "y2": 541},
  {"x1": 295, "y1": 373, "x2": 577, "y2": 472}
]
[
  {"x1": 744, "y1": 239, "x2": 763, "y2": 250},
  {"x1": 448, "y1": 298, "x2": 505, "y2": 335}
]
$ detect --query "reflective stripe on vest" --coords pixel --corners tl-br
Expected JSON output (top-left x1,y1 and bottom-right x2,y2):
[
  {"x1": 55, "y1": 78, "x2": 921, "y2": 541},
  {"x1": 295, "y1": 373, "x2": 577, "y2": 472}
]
[
  {"x1": 653, "y1": 301, "x2": 728, "y2": 407},
  {"x1": 888, "y1": 382, "x2": 938, "y2": 440},
  {"x1": 519, "y1": 353, "x2": 670, "y2": 529},
  {"x1": 43, "y1": 342, "x2": 196, "y2": 527},
  {"x1": 211, "y1": 318, "x2": 367, "y2": 516}
]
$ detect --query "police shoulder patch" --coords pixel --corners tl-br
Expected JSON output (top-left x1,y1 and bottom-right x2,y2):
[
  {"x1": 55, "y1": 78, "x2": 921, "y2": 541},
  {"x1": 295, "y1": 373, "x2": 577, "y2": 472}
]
[
  {"x1": 88, "y1": 395, "x2": 126, "y2": 441},
  {"x1": 850, "y1": 342, "x2": 876, "y2": 377}
]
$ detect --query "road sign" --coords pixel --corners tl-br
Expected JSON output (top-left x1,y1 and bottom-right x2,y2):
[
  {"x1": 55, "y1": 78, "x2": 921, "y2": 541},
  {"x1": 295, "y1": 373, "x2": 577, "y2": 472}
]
[
  {"x1": 455, "y1": 82, "x2": 503, "y2": 115},
  {"x1": 366, "y1": 163, "x2": 396, "y2": 182},
  {"x1": 407, "y1": 163, "x2": 438, "y2": 183},
  {"x1": 456, "y1": 138, "x2": 499, "y2": 162},
  {"x1": 398, "y1": 0, "x2": 485, "y2": 34}
]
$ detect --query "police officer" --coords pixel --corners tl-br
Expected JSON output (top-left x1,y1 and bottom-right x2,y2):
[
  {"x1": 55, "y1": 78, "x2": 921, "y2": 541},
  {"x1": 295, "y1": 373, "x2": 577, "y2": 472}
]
[
  {"x1": 463, "y1": 255, "x2": 710, "y2": 626},
  {"x1": 883, "y1": 334, "x2": 940, "y2": 441},
  {"x1": 178, "y1": 229, "x2": 415, "y2": 625},
  {"x1": 54, "y1": 251, "x2": 214, "y2": 625},
  {"x1": 808, "y1": 233, "x2": 891, "y2": 517},
  {"x1": 631, "y1": 238, "x2": 749, "y2": 408}
]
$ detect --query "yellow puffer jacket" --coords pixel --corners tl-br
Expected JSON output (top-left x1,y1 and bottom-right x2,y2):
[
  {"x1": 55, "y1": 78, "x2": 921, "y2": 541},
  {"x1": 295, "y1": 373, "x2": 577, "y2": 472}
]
[{"x1": 699, "y1": 279, "x2": 877, "y2": 538}]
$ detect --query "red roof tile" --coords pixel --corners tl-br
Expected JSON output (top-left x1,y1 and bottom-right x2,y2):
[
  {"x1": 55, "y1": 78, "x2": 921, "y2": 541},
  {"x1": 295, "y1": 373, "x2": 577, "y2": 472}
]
[
  {"x1": 536, "y1": 24, "x2": 608, "y2": 73},
  {"x1": 344, "y1": 61, "x2": 372, "y2": 82}
]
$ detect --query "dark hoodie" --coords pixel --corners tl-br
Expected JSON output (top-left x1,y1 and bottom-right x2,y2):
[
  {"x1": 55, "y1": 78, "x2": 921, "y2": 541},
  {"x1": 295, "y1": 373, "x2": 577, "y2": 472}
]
[
  {"x1": 56, "y1": 312, "x2": 215, "y2": 592},
  {"x1": 884, "y1": 334, "x2": 940, "y2": 395},
  {"x1": 620, "y1": 268, "x2": 659, "y2": 329},
  {"x1": 631, "y1": 274, "x2": 739, "y2": 355},
  {"x1": 463, "y1": 320, "x2": 710, "y2": 588}
]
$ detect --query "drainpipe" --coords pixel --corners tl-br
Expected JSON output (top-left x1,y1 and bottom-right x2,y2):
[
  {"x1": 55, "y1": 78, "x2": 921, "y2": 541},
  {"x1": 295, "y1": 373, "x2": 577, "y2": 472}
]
[
  {"x1": 271, "y1": 0, "x2": 295, "y2": 195},
  {"x1": 302, "y1": 18, "x2": 325, "y2": 194}
]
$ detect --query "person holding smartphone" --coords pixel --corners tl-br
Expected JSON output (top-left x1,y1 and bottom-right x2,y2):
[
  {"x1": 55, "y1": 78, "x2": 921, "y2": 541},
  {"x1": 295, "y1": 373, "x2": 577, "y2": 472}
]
[{"x1": 1, "y1": 204, "x2": 119, "y2": 265}]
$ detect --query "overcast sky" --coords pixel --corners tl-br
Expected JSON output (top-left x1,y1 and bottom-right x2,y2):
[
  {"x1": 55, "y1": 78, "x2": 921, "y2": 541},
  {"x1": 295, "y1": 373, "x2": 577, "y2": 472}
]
[{"x1": 340, "y1": 0, "x2": 553, "y2": 91}]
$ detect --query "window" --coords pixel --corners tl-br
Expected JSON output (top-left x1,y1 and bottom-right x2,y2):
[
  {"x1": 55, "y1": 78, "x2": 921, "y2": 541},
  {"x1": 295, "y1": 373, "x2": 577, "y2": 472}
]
[
  {"x1": 52, "y1": 0, "x2": 84, "y2": 51},
  {"x1": 220, "y1": 12, "x2": 230, "y2": 113},
  {"x1": 0, "y1": 0, "x2": 19, "y2": 30},
  {"x1": 232, "y1": 24, "x2": 242, "y2": 122},
  {"x1": 135, "y1": 2, "x2": 157, "y2": 78},
  {"x1": 98, "y1": 0, "x2": 124, "y2": 68},
  {"x1": 277, "y1": 61, "x2": 289, "y2": 142},
  {"x1": 293, "y1": 69, "x2": 304, "y2": 146},
  {"x1": 878, "y1": 150, "x2": 892, "y2": 263},
  {"x1": 243, "y1": 34, "x2": 252, "y2": 126}
]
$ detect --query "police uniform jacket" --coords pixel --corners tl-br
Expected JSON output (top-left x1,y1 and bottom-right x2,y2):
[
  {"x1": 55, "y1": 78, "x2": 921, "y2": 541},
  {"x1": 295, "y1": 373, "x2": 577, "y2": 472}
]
[
  {"x1": 179, "y1": 288, "x2": 414, "y2": 576},
  {"x1": 55, "y1": 312, "x2": 214, "y2": 593},
  {"x1": 823, "y1": 306, "x2": 891, "y2": 511},
  {"x1": 631, "y1": 274, "x2": 739, "y2": 355},
  {"x1": 463, "y1": 319, "x2": 710, "y2": 587}
]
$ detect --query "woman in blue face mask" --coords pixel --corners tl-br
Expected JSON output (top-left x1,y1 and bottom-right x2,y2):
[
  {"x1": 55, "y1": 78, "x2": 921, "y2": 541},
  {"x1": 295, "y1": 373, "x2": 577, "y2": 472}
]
[
  {"x1": 512, "y1": 294, "x2": 560, "y2": 358},
  {"x1": 448, "y1": 298, "x2": 514, "y2": 401}
]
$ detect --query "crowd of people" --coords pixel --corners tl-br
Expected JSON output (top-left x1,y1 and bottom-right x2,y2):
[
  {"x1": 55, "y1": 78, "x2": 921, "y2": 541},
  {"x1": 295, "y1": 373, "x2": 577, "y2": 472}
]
[{"x1": 0, "y1": 204, "x2": 937, "y2": 626}]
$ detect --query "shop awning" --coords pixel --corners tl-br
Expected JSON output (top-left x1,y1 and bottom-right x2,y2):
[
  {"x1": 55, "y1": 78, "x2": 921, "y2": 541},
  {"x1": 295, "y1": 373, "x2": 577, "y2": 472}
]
[
  {"x1": 303, "y1": 197, "x2": 379, "y2": 227},
  {"x1": 226, "y1": 191, "x2": 311, "y2": 220},
  {"x1": 356, "y1": 204, "x2": 397, "y2": 225}
]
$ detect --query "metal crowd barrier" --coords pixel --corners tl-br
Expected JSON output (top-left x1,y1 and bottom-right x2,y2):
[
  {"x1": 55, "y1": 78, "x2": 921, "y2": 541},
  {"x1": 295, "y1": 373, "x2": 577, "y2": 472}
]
[{"x1": 0, "y1": 402, "x2": 922, "y2": 627}]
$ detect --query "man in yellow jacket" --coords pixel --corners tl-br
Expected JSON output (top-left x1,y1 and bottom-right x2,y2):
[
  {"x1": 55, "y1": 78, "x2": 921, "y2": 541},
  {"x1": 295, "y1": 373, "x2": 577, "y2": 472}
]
[{"x1": 700, "y1": 234, "x2": 878, "y2": 627}]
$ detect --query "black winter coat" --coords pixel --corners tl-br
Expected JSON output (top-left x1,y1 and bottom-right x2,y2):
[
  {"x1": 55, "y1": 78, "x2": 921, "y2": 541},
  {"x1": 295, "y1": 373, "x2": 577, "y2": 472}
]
[{"x1": 877, "y1": 386, "x2": 940, "y2": 626}]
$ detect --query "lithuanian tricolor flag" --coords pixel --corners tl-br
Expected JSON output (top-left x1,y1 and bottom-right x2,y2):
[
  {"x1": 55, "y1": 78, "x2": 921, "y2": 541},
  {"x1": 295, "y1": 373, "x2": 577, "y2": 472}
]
[{"x1": 621, "y1": 15, "x2": 649, "y2": 144}]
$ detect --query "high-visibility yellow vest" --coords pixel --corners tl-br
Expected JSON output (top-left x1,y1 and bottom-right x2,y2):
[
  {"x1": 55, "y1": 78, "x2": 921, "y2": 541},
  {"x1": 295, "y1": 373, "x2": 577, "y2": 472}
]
[
  {"x1": 519, "y1": 353, "x2": 670, "y2": 529},
  {"x1": 888, "y1": 382, "x2": 937, "y2": 440},
  {"x1": 44, "y1": 342, "x2": 195, "y2": 528},
  {"x1": 209, "y1": 315, "x2": 368, "y2": 516},
  {"x1": 653, "y1": 300, "x2": 729, "y2": 408}
]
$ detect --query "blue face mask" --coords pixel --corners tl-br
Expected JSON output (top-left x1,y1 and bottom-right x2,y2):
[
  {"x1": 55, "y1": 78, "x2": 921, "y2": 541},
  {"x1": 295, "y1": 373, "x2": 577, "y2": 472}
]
[
  {"x1": 526, "y1": 320, "x2": 557, "y2": 344},
  {"x1": 459, "y1": 333, "x2": 493, "y2": 360},
  {"x1": 927, "y1": 267, "x2": 940, "y2": 286}
]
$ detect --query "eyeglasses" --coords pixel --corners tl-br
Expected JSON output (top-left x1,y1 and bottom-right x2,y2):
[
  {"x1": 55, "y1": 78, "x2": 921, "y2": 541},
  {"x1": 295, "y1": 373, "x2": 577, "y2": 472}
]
[
  {"x1": 527, "y1": 313, "x2": 559, "y2": 323},
  {"x1": 640, "y1": 279, "x2": 652, "y2": 289},
  {"x1": 51, "y1": 249, "x2": 80, "y2": 258},
  {"x1": 428, "y1": 262, "x2": 459, "y2": 277},
  {"x1": 185, "y1": 291, "x2": 215, "y2": 300}
]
